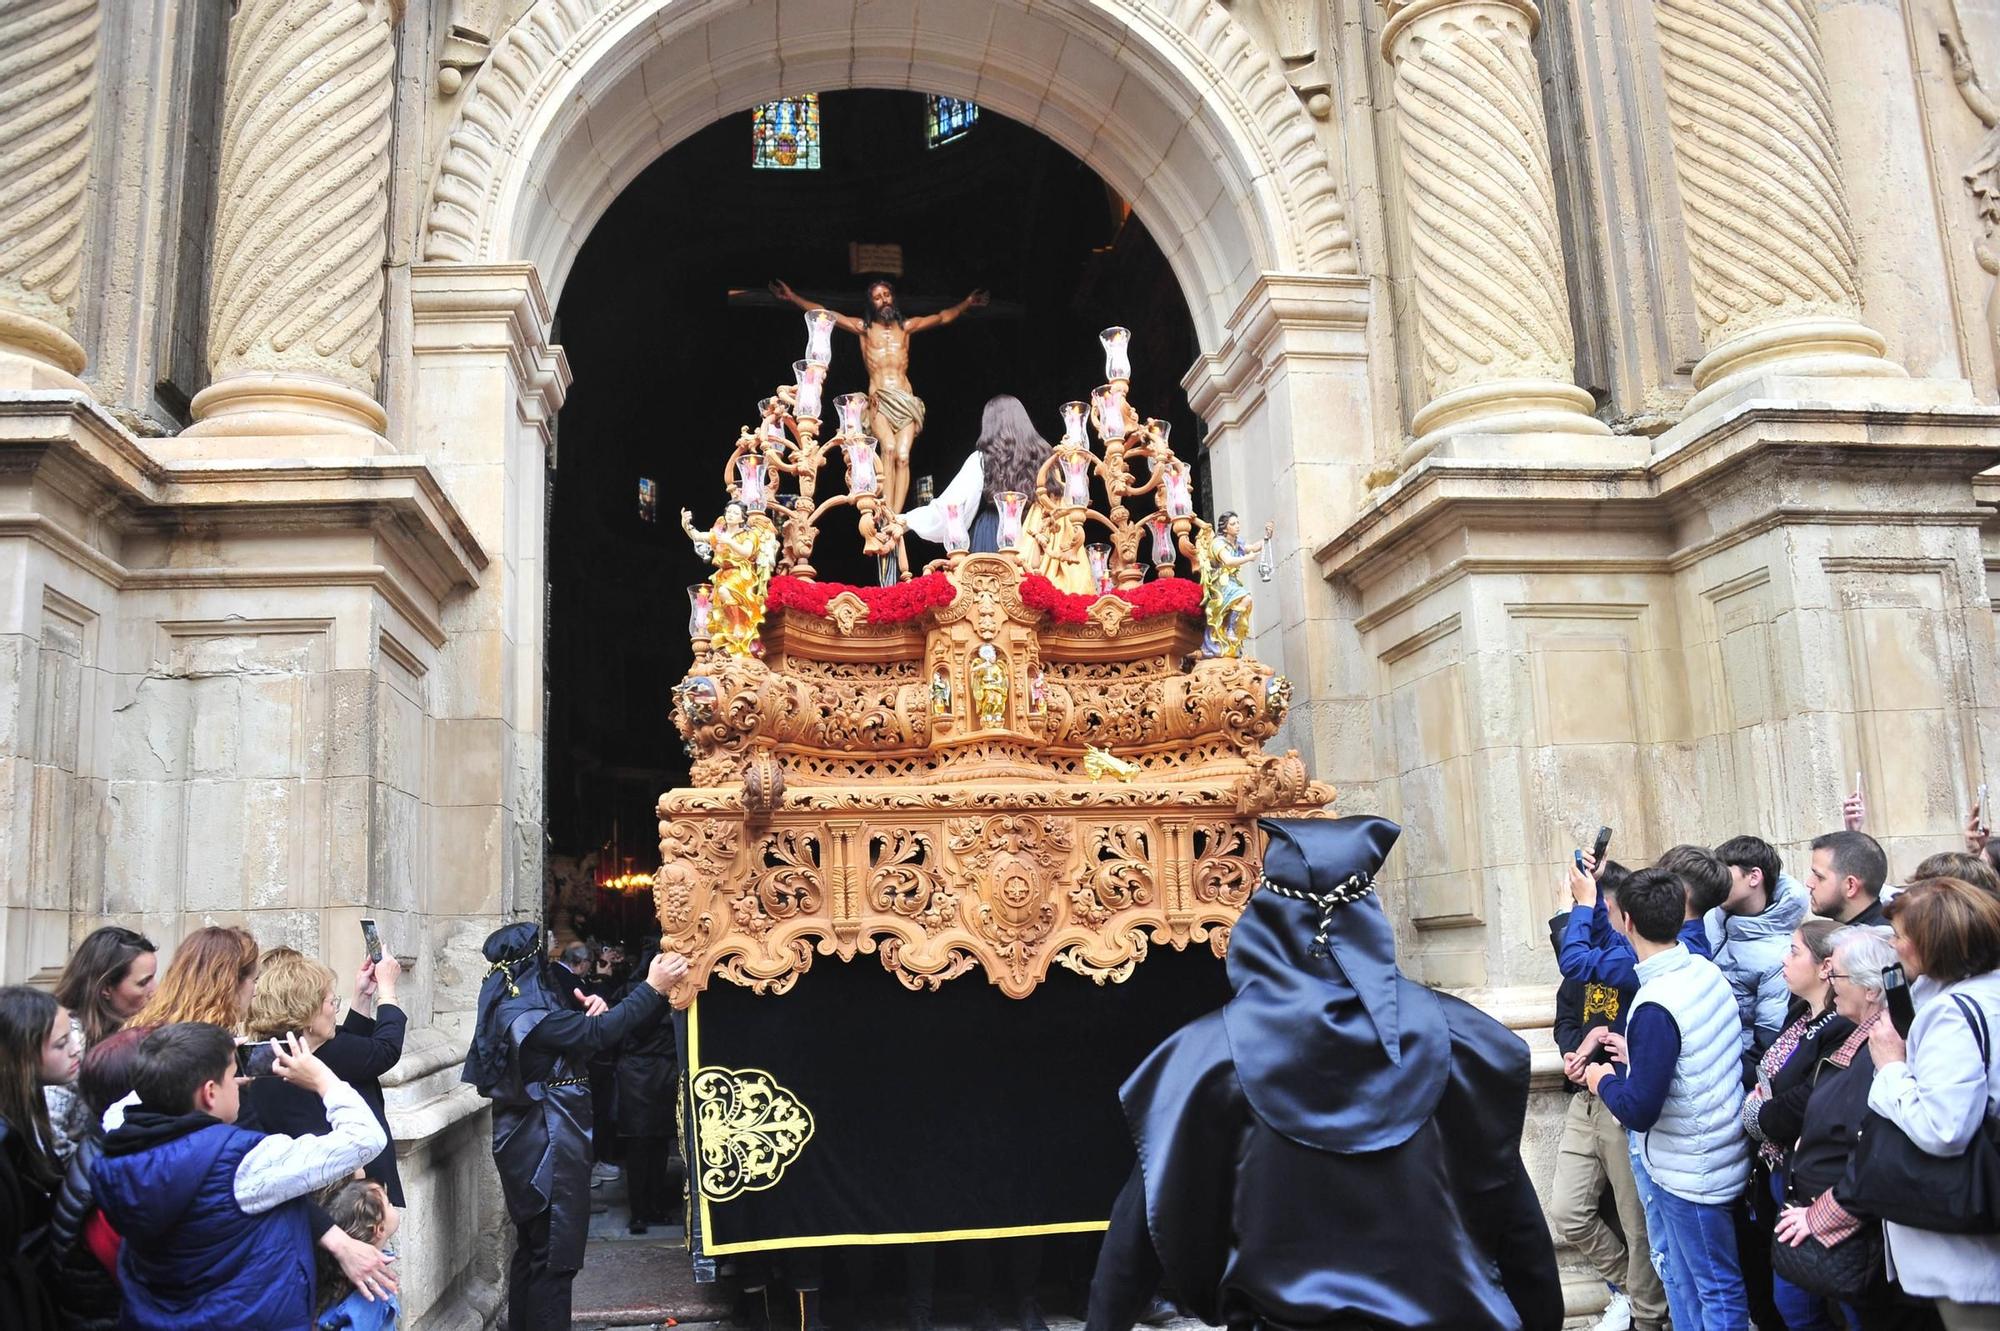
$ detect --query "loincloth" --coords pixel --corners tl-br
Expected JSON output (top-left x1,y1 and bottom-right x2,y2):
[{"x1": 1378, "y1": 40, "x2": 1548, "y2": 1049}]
[{"x1": 870, "y1": 385, "x2": 926, "y2": 434}]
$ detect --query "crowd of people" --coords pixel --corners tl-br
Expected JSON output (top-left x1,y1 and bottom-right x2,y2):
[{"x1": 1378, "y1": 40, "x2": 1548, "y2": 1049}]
[
  {"x1": 1550, "y1": 801, "x2": 2000, "y2": 1331},
  {"x1": 0, "y1": 924, "x2": 409, "y2": 1329}
]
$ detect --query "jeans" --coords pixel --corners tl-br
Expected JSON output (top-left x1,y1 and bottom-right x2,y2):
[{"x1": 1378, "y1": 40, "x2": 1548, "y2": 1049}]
[
  {"x1": 1651, "y1": 1186, "x2": 1749, "y2": 1331},
  {"x1": 1628, "y1": 1135, "x2": 1700, "y2": 1331},
  {"x1": 1768, "y1": 1168, "x2": 1832, "y2": 1331}
]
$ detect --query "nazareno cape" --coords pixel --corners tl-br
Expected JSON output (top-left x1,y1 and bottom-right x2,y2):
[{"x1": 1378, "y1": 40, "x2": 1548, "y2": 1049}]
[{"x1": 1088, "y1": 815, "x2": 1563, "y2": 1331}]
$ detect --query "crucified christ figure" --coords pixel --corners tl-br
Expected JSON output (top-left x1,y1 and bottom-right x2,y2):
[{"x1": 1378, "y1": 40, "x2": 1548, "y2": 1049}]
[{"x1": 769, "y1": 278, "x2": 988, "y2": 517}]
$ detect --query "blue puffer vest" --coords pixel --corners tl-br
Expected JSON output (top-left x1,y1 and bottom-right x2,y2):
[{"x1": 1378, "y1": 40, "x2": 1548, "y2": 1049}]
[{"x1": 94, "y1": 1121, "x2": 314, "y2": 1330}]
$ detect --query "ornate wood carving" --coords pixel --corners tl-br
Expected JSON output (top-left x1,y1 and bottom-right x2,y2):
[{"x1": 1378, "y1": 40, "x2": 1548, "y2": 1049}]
[{"x1": 658, "y1": 554, "x2": 1332, "y2": 1001}]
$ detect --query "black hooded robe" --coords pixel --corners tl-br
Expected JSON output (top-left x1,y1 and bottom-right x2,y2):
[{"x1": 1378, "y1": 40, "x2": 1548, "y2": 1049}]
[
  {"x1": 1087, "y1": 816, "x2": 1563, "y2": 1331},
  {"x1": 464, "y1": 924, "x2": 671, "y2": 1331}
]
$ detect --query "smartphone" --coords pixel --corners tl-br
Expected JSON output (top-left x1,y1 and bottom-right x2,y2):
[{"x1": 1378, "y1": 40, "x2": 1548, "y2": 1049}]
[
  {"x1": 1590, "y1": 826, "x2": 1612, "y2": 868},
  {"x1": 1981, "y1": 782, "x2": 1989, "y2": 832},
  {"x1": 1883, "y1": 962, "x2": 1915, "y2": 1038},
  {"x1": 234, "y1": 1040, "x2": 277, "y2": 1079},
  {"x1": 360, "y1": 917, "x2": 383, "y2": 964}
]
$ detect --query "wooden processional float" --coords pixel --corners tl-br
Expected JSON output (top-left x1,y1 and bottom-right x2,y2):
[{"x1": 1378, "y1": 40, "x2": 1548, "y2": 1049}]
[{"x1": 660, "y1": 319, "x2": 1330, "y2": 1262}]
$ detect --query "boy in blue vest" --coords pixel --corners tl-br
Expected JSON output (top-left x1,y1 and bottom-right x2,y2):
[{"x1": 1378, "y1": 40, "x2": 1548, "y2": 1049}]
[
  {"x1": 1586, "y1": 869, "x2": 1751, "y2": 1331},
  {"x1": 95, "y1": 1022, "x2": 388, "y2": 1330}
]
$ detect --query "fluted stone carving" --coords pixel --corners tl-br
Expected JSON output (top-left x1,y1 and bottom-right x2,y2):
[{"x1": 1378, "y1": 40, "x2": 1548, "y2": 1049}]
[
  {"x1": 187, "y1": 0, "x2": 400, "y2": 440},
  {"x1": 1653, "y1": 0, "x2": 1902, "y2": 409},
  {"x1": 1380, "y1": 0, "x2": 1608, "y2": 464},
  {"x1": 0, "y1": 0, "x2": 98, "y2": 388}
]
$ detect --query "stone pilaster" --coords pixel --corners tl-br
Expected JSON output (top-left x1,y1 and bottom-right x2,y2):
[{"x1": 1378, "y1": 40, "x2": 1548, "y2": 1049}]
[
  {"x1": 1380, "y1": 0, "x2": 1612, "y2": 466},
  {"x1": 0, "y1": 0, "x2": 98, "y2": 391},
  {"x1": 1653, "y1": 0, "x2": 1905, "y2": 410},
  {"x1": 182, "y1": 0, "x2": 400, "y2": 446}
]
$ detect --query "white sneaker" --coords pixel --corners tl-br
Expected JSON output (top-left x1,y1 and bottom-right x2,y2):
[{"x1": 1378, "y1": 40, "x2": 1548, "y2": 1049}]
[
  {"x1": 1590, "y1": 1292, "x2": 1632, "y2": 1331},
  {"x1": 591, "y1": 1161, "x2": 623, "y2": 1183}
]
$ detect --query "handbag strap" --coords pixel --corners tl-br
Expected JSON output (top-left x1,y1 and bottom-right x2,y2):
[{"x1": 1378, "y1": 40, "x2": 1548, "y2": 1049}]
[{"x1": 1953, "y1": 994, "x2": 1991, "y2": 1066}]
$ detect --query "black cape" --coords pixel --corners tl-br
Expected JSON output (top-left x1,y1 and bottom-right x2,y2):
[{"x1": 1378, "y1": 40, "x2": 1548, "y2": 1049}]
[{"x1": 1093, "y1": 816, "x2": 1562, "y2": 1331}]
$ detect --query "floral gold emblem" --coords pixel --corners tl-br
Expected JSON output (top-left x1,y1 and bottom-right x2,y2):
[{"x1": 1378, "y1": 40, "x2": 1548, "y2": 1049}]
[{"x1": 692, "y1": 1066, "x2": 816, "y2": 1202}]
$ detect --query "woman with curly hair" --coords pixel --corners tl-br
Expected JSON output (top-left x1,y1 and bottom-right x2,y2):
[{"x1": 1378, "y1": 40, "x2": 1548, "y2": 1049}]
[{"x1": 126, "y1": 926, "x2": 258, "y2": 1034}]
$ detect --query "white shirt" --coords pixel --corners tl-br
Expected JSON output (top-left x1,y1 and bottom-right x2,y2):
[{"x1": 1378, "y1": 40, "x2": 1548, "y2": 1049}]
[{"x1": 901, "y1": 452, "x2": 983, "y2": 543}]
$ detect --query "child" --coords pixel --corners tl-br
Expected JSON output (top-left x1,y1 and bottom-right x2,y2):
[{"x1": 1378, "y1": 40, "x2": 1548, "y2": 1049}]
[
  {"x1": 315, "y1": 1177, "x2": 400, "y2": 1330},
  {"x1": 94, "y1": 1022, "x2": 384, "y2": 1330}
]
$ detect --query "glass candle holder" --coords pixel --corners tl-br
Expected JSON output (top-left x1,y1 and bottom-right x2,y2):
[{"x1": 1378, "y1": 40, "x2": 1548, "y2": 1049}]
[
  {"x1": 1059, "y1": 450, "x2": 1093, "y2": 507},
  {"x1": 842, "y1": 437, "x2": 879, "y2": 496},
  {"x1": 804, "y1": 308, "x2": 837, "y2": 366},
  {"x1": 996, "y1": 491, "x2": 1028, "y2": 549},
  {"x1": 942, "y1": 500, "x2": 970, "y2": 553},
  {"x1": 688, "y1": 584, "x2": 713, "y2": 638},
  {"x1": 1161, "y1": 461, "x2": 1194, "y2": 519},
  {"x1": 1147, "y1": 513, "x2": 1174, "y2": 566},
  {"x1": 736, "y1": 454, "x2": 771, "y2": 511},
  {"x1": 792, "y1": 360, "x2": 826, "y2": 420},
  {"x1": 1060, "y1": 400, "x2": 1090, "y2": 449},
  {"x1": 1093, "y1": 383, "x2": 1130, "y2": 441},
  {"x1": 1100, "y1": 326, "x2": 1132, "y2": 382},
  {"x1": 1257, "y1": 539, "x2": 1275, "y2": 583},
  {"x1": 1086, "y1": 543, "x2": 1113, "y2": 594},
  {"x1": 835, "y1": 392, "x2": 870, "y2": 438}
]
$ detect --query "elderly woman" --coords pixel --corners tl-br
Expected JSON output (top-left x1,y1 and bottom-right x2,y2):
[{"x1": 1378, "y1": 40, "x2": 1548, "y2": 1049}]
[
  {"x1": 1742, "y1": 918, "x2": 1851, "y2": 1331},
  {"x1": 1773, "y1": 927, "x2": 1939, "y2": 1329},
  {"x1": 243, "y1": 947, "x2": 407, "y2": 1204},
  {"x1": 1870, "y1": 878, "x2": 2000, "y2": 1328}
]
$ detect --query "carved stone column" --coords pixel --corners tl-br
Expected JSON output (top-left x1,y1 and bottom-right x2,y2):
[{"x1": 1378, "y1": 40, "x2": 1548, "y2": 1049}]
[
  {"x1": 0, "y1": 0, "x2": 99, "y2": 391},
  {"x1": 184, "y1": 0, "x2": 400, "y2": 443},
  {"x1": 1653, "y1": 0, "x2": 1904, "y2": 411},
  {"x1": 1380, "y1": 0, "x2": 1610, "y2": 466}
]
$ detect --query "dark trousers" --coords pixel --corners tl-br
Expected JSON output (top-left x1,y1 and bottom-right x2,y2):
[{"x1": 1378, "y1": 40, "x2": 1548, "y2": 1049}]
[
  {"x1": 1087, "y1": 1168, "x2": 1161, "y2": 1331},
  {"x1": 625, "y1": 1133, "x2": 679, "y2": 1224},
  {"x1": 508, "y1": 1208, "x2": 578, "y2": 1331}
]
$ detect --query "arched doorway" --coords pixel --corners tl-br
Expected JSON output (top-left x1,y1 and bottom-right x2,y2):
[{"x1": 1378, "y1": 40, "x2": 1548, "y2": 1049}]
[
  {"x1": 406, "y1": 0, "x2": 1383, "y2": 969},
  {"x1": 544, "y1": 91, "x2": 1208, "y2": 946}
]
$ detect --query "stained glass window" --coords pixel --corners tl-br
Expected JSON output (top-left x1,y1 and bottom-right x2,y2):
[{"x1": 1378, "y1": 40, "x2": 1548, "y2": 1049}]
[
  {"x1": 752, "y1": 95, "x2": 821, "y2": 170},
  {"x1": 926, "y1": 96, "x2": 979, "y2": 148}
]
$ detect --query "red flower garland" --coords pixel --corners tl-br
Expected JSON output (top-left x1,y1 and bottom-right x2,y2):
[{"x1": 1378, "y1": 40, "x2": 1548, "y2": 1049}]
[
  {"x1": 767, "y1": 572, "x2": 958, "y2": 625},
  {"x1": 768, "y1": 571, "x2": 1197, "y2": 627},
  {"x1": 1018, "y1": 573, "x2": 1201, "y2": 624}
]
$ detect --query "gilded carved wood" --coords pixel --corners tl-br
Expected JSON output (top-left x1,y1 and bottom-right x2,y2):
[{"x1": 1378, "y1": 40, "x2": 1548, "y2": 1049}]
[{"x1": 657, "y1": 553, "x2": 1332, "y2": 1001}]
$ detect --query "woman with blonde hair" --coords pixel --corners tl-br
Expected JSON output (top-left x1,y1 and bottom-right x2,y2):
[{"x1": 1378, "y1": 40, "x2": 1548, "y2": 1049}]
[
  {"x1": 126, "y1": 926, "x2": 259, "y2": 1033},
  {"x1": 243, "y1": 946, "x2": 407, "y2": 1201}
]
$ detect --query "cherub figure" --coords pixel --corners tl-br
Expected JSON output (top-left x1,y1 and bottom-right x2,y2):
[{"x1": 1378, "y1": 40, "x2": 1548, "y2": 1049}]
[{"x1": 971, "y1": 643, "x2": 1008, "y2": 729}]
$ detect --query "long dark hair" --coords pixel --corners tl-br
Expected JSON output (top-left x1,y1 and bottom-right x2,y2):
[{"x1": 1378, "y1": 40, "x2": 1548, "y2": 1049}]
[
  {"x1": 54, "y1": 925, "x2": 157, "y2": 1047},
  {"x1": 976, "y1": 395, "x2": 1051, "y2": 501},
  {"x1": 0, "y1": 986, "x2": 63, "y2": 1191}
]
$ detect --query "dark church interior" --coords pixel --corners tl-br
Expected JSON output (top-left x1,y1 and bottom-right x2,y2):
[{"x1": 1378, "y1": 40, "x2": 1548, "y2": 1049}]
[{"x1": 546, "y1": 90, "x2": 1204, "y2": 916}]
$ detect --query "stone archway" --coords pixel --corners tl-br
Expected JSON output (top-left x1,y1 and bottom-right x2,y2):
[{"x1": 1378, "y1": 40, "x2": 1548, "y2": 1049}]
[
  {"x1": 405, "y1": 0, "x2": 1387, "y2": 947},
  {"x1": 419, "y1": 0, "x2": 1358, "y2": 345}
]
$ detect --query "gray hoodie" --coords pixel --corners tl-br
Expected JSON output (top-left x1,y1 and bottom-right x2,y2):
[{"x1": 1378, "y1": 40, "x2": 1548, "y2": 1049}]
[{"x1": 1703, "y1": 872, "x2": 1810, "y2": 1058}]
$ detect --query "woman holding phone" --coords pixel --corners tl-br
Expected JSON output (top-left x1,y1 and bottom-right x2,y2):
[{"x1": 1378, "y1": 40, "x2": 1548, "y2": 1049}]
[
  {"x1": 1870, "y1": 879, "x2": 2000, "y2": 1327},
  {"x1": 243, "y1": 946, "x2": 407, "y2": 1204}
]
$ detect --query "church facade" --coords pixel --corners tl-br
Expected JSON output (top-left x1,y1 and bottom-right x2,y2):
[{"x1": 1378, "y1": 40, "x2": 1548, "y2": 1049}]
[{"x1": 6, "y1": 0, "x2": 2000, "y2": 1324}]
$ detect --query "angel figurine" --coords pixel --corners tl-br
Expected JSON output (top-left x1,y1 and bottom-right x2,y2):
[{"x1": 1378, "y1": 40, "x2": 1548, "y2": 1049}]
[
  {"x1": 681, "y1": 502, "x2": 779, "y2": 657},
  {"x1": 1194, "y1": 511, "x2": 1274, "y2": 659},
  {"x1": 971, "y1": 643, "x2": 1009, "y2": 728}
]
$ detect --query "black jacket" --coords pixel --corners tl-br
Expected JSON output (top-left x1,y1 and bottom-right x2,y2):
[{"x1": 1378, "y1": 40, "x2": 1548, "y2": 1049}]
[
  {"x1": 0, "y1": 1122, "x2": 55, "y2": 1331},
  {"x1": 1548, "y1": 913, "x2": 1633, "y2": 1093},
  {"x1": 241, "y1": 1004, "x2": 407, "y2": 1204},
  {"x1": 614, "y1": 972, "x2": 679, "y2": 1139},
  {"x1": 1787, "y1": 1027, "x2": 1877, "y2": 1204},
  {"x1": 45, "y1": 1134, "x2": 118, "y2": 1331},
  {"x1": 1753, "y1": 1008, "x2": 1855, "y2": 1167}
]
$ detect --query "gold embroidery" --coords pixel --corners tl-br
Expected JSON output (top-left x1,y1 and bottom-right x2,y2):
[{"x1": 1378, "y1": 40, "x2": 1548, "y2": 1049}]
[
  {"x1": 1582, "y1": 983, "x2": 1621, "y2": 1023},
  {"x1": 692, "y1": 1066, "x2": 816, "y2": 1202}
]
